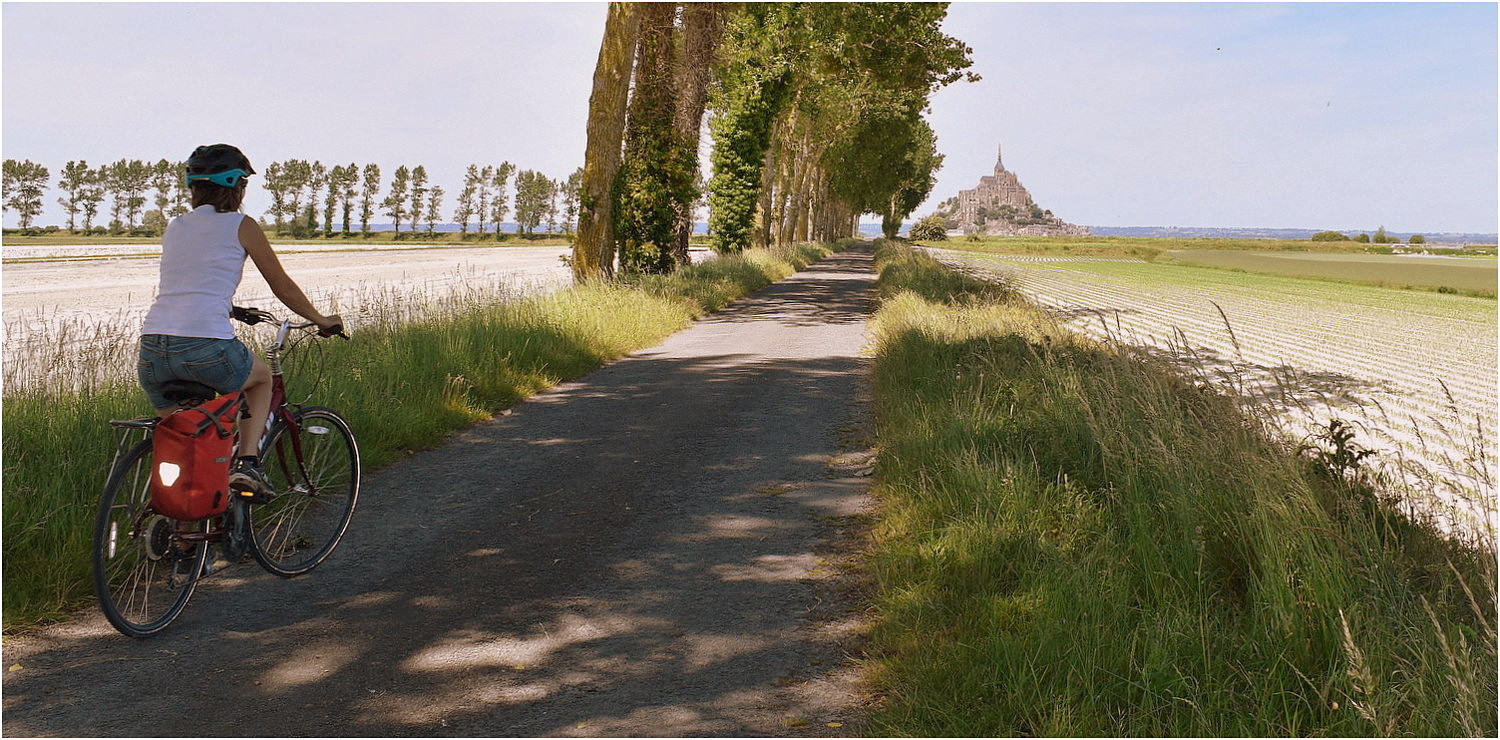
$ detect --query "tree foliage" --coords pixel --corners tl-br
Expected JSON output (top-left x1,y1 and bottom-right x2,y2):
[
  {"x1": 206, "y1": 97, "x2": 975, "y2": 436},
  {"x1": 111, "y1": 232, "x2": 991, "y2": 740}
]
[
  {"x1": 705, "y1": 3, "x2": 801, "y2": 253},
  {"x1": 514, "y1": 170, "x2": 554, "y2": 234},
  {"x1": 105, "y1": 159, "x2": 151, "y2": 230},
  {"x1": 908, "y1": 213, "x2": 949, "y2": 241},
  {"x1": 705, "y1": 2, "x2": 974, "y2": 252},
  {"x1": 561, "y1": 168, "x2": 584, "y2": 235},
  {"x1": 408, "y1": 165, "x2": 429, "y2": 234},
  {"x1": 489, "y1": 162, "x2": 517, "y2": 233},
  {"x1": 382, "y1": 165, "x2": 412, "y2": 233},
  {"x1": 359, "y1": 163, "x2": 381, "y2": 234},
  {"x1": 55, "y1": 160, "x2": 94, "y2": 232},
  {"x1": 148, "y1": 159, "x2": 184, "y2": 226},
  {"x1": 328, "y1": 163, "x2": 359, "y2": 235},
  {"x1": 6, "y1": 155, "x2": 536, "y2": 240},
  {"x1": 424, "y1": 185, "x2": 444, "y2": 234},
  {"x1": 567, "y1": 2, "x2": 972, "y2": 261},
  {"x1": 454, "y1": 165, "x2": 481, "y2": 233},
  {"x1": 3, "y1": 158, "x2": 50, "y2": 229}
]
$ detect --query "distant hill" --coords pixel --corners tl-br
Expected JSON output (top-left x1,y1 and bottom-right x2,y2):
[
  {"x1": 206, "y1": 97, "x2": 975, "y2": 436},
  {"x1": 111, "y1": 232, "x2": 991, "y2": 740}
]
[{"x1": 1085, "y1": 225, "x2": 1498, "y2": 244}]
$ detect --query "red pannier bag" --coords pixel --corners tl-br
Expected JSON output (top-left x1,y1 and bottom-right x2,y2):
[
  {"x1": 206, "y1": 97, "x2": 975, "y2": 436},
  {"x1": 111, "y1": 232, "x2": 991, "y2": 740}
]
[{"x1": 150, "y1": 393, "x2": 242, "y2": 521}]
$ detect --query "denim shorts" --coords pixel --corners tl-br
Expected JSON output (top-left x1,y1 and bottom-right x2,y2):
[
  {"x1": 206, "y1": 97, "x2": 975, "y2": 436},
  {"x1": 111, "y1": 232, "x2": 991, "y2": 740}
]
[{"x1": 138, "y1": 334, "x2": 253, "y2": 410}]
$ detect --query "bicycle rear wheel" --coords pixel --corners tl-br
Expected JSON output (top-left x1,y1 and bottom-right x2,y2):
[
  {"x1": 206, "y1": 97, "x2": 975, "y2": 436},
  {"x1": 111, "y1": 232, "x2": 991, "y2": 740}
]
[
  {"x1": 92, "y1": 438, "x2": 208, "y2": 638},
  {"x1": 250, "y1": 407, "x2": 360, "y2": 577}
]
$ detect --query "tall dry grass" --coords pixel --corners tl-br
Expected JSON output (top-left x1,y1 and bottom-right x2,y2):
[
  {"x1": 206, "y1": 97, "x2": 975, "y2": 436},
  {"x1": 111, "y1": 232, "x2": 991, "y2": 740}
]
[{"x1": 865, "y1": 240, "x2": 1496, "y2": 736}]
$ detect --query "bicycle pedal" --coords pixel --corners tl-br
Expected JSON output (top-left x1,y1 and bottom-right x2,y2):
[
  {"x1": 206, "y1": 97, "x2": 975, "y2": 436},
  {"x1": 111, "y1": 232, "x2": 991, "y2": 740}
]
[{"x1": 231, "y1": 488, "x2": 273, "y2": 504}]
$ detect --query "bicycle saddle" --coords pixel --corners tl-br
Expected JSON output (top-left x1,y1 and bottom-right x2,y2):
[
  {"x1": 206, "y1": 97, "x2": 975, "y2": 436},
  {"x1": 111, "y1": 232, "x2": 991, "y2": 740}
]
[{"x1": 160, "y1": 380, "x2": 221, "y2": 407}]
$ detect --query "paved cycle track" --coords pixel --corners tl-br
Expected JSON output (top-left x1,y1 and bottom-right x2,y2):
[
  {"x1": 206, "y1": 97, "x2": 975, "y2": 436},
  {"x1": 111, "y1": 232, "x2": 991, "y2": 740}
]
[{"x1": 2, "y1": 245, "x2": 879, "y2": 737}]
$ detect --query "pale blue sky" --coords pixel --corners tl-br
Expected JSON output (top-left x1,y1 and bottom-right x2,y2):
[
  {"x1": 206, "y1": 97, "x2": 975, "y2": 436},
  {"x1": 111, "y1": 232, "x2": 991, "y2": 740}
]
[{"x1": 4, "y1": 2, "x2": 1496, "y2": 233}]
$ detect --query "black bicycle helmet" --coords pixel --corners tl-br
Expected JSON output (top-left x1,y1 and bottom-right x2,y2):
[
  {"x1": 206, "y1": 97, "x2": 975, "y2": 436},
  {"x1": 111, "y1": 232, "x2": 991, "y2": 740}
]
[{"x1": 184, "y1": 144, "x2": 255, "y2": 187}]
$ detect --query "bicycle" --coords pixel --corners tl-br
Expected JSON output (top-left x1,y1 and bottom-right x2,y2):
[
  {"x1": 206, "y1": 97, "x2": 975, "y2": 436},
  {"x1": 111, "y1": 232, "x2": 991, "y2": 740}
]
[{"x1": 92, "y1": 307, "x2": 360, "y2": 638}]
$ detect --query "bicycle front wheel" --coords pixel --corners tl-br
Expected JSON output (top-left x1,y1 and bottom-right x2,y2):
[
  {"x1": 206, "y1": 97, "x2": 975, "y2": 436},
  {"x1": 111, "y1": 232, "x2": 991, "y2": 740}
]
[
  {"x1": 92, "y1": 438, "x2": 208, "y2": 638},
  {"x1": 250, "y1": 407, "x2": 360, "y2": 577}
]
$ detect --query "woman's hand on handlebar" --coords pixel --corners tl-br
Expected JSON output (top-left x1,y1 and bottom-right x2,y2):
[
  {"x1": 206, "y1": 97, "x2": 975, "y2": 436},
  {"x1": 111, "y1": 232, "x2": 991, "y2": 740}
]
[{"x1": 315, "y1": 313, "x2": 347, "y2": 339}]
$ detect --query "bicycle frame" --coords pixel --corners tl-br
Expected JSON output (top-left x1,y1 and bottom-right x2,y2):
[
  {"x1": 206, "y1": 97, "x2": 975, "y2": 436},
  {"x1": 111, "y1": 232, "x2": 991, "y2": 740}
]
[
  {"x1": 261, "y1": 317, "x2": 316, "y2": 494},
  {"x1": 96, "y1": 307, "x2": 357, "y2": 635},
  {"x1": 108, "y1": 316, "x2": 322, "y2": 562}
]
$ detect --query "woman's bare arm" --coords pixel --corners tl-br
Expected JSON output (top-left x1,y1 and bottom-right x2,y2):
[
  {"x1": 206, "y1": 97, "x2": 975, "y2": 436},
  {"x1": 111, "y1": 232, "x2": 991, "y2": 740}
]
[{"x1": 239, "y1": 217, "x2": 343, "y2": 332}]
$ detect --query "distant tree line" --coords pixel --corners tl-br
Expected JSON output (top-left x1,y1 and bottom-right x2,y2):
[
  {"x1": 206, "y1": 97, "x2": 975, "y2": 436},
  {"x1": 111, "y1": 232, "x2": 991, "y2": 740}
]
[
  {"x1": 2, "y1": 158, "x2": 191, "y2": 234},
  {"x1": 1312, "y1": 227, "x2": 1425, "y2": 245},
  {"x1": 1, "y1": 156, "x2": 583, "y2": 239}
]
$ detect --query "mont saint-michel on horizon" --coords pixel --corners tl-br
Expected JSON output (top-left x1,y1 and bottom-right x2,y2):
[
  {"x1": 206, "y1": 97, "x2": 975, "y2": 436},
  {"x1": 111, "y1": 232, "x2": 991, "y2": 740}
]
[
  {"x1": 932, "y1": 145, "x2": 1089, "y2": 238},
  {"x1": 928, "y1": 143, "x2": 1496, "y2": 244}
]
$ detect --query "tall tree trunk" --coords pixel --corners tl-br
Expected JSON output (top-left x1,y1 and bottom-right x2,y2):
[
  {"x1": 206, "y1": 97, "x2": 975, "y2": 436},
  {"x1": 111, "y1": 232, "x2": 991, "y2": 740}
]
[
  {"x1": 769, "y1": 102, "x2": 801, "y2": 247},
  {"x1": 754, "y1": 142, "x2": 776, "y2": 249},
  {"x1": 574, "y1": 2, "x2": 641, "y2": 281},
  {"x1": 617, "y1": 0, "x2": 680, "y2": 274},
  {"x1": 671, "y1": 3, "x2": 725, "y2": 267},
  {"x1": 766, "y1": 131, "x2": 788, "y2": 247},
  {"x1": 790, "y1": 152, "x2": 815, "y2": 245},
  {"x1": 882, "y1": 192, "x2": 901, "y2": 239}
]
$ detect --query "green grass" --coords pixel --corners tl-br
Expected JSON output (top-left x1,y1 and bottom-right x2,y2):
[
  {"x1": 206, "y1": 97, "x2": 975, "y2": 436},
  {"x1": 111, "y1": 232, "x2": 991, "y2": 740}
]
[
  {"x1": 865, "y1": 240, "x2": 1496, "y2": 736},
  {"x1": 1166, "y1": 249, "x2": 1496, "y2": 297},
  {"x1": 971, "y1": 253, "x2": 1498, "y2": 323},
  {"x1": 1, "y1": 241, "x2": 838, "y2": 629},
  {"x1": 918, "y1": 235, "x2": 1498, "y2": 298}
]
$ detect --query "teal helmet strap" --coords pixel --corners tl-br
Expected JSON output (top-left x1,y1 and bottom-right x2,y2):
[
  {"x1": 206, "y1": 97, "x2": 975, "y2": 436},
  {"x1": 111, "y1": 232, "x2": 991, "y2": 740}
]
[{"x1": 185, "y1": 168, "x2": 249, "y2": 188}]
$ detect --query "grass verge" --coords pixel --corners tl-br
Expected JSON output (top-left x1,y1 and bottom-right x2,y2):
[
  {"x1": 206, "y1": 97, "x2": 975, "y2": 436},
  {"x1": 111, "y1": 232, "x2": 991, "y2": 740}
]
[
  {"x1": 1, "y1": 241, "x2": 838, "y2": 629},
  {"x1": 865, "y1": 239, "x2": 1496, "y2": 736}
]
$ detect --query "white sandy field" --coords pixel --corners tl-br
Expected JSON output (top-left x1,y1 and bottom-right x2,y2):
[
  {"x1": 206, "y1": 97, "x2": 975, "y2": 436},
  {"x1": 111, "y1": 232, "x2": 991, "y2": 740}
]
[
  {"x1": 2, "y1": 243, "x2": 577, "y2": 389},
  {"x1": 927, "y1": 248, "x2": 1497, "y2": 544}
]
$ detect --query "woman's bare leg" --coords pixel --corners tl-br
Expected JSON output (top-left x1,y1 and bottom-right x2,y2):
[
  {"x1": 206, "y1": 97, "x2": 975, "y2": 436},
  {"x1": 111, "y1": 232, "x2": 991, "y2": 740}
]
[{"x1": 239, "y1": 356, "x2": 273, "y2": 456}]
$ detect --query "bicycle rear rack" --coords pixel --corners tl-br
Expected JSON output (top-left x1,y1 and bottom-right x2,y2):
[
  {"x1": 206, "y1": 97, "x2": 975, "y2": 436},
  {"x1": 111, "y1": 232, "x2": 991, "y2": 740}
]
[{"x1": 106, "y1": 418, "x2": 157, "y2": 471}]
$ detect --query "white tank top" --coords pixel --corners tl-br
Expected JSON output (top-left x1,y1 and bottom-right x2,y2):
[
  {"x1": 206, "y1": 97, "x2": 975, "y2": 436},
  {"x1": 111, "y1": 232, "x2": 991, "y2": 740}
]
[{"x1": 142, "y1": 205, "x2": 248, "y2": 339}]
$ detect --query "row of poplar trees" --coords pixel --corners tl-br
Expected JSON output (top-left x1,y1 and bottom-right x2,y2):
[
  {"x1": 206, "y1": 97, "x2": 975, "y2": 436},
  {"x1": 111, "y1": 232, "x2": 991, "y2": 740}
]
[
  {"x1": 572, "y1": 1, "x2": 976, "y2": 280},
  {"x1": 0, "y1": 157, "x2": 577, "y2": 238}
]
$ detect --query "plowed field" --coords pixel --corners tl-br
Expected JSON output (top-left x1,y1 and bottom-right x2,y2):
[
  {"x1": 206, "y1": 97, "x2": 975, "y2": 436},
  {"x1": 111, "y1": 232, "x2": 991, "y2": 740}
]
[{"x1": 928, "y1": 248, "x2": 1497, "y2": 541}]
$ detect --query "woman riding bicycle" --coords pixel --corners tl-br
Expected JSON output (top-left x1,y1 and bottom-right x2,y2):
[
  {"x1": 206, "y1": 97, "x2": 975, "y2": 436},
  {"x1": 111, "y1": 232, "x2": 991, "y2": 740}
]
[{"x1": 138, "y1": 144, "x2": 343, "y2": 501}]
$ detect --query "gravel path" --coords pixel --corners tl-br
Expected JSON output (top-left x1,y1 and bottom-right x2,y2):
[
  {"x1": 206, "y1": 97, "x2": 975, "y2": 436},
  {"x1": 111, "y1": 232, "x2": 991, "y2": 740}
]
[{"x1": 1, "y1": 246, "x2": 878, "y2": 737}]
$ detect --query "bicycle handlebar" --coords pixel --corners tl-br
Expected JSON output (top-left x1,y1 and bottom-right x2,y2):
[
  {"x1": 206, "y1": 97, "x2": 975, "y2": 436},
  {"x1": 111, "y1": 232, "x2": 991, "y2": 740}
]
[
  {"x1": 231, "y1": 306, "x2": 347, "y2": 340},
  {"x1": 229, "y1": 306, "x2": 273, "y2": 325}
]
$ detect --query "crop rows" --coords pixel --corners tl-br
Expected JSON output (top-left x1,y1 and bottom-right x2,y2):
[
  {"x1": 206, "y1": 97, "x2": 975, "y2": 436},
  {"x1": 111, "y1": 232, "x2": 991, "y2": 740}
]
[{"x1": 929, "y1": 248, "x2": 1497, "y2": 542}]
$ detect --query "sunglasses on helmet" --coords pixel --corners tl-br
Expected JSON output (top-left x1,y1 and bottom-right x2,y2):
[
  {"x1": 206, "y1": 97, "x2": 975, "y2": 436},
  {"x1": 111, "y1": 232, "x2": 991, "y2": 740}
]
[{"x1": 185, "y1": 169, "x2": 250, "y2": 188}]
